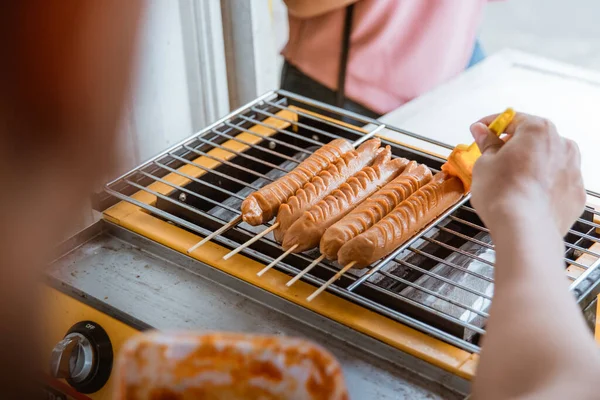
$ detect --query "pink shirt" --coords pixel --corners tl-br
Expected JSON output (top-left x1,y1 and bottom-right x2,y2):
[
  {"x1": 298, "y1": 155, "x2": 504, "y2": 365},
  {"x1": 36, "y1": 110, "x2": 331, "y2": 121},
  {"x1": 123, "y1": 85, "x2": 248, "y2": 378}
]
[{"x1": 283, "y1": 0, "x2": 489, "y2": 114}]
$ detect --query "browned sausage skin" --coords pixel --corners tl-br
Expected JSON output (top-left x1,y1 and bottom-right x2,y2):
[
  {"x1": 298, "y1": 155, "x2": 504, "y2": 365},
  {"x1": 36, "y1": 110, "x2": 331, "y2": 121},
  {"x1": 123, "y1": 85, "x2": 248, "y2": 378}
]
[
  {"x1": 273, "y1": 138, "x2": 381, "y2": 242},
  {"x1": 337, "y1": 172, "x2": 464, "y2": 268},
  {"x1": 282, "y1": 147, "x2": 409, "y2": 253},
  {"x1": 320, "y1": 162, "x2": 432, "y2": 260},
  {"x1": 241, "y1": 138, "x2": 353, "y2": 226}
]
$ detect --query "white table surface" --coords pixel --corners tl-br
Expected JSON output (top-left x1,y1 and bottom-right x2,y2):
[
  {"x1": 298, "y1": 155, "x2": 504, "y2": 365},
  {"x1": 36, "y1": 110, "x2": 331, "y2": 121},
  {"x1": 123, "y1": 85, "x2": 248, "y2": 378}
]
[{"x1": 378, "y1": 49, "x2": 600, "y2": 196}]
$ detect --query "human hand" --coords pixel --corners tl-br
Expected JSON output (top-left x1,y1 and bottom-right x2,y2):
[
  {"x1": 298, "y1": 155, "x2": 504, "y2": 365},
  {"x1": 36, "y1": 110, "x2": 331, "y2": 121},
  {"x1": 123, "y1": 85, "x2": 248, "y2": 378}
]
[{"x1": 470, "y1": 113, "x2": 586, "y2": 235}]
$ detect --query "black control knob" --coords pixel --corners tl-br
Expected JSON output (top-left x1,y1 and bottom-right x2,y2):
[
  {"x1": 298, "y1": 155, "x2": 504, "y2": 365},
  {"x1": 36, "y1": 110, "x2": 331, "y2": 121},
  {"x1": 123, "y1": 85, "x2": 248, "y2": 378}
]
[{"x1": 50, "y1": 321, "x2": 113, "y2": 394}]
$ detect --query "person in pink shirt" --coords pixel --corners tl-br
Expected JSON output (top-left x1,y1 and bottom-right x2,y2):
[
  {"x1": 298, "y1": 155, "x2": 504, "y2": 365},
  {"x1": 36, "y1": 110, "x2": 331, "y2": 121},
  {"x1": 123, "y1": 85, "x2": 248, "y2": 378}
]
[{"x1": 281, "y1": 0, "x2": 489, "y2": 118}]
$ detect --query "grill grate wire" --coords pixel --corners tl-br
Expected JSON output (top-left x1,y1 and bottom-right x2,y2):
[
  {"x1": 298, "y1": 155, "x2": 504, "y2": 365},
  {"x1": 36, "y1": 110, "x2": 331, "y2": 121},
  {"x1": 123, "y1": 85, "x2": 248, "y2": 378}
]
[{"x1": 104, "y1": 90, "x2": 600, "y2": 353}]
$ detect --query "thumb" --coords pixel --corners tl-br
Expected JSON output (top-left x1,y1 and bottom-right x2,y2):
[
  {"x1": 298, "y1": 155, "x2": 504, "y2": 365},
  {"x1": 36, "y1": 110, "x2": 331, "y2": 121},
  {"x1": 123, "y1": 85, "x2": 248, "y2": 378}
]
[{"x1": 470, "y1": 122, "x2": 504, "y2": 154}]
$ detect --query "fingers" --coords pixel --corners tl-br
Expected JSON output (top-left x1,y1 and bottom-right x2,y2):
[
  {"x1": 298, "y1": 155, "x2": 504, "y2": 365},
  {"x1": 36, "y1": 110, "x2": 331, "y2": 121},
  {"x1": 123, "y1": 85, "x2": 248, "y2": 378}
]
[
  {"x1": 566, "y1": 139, "x2": 582, "y2": 169},
  {"x1": 475, "y1": 114, "x2": 502, "y2": 127},
  {"x1": 470, "y1": 122, "x2": 504, "y2": 154},
  {"x1": 475, "y1": 112, "x2": 537, "y2": 136}
]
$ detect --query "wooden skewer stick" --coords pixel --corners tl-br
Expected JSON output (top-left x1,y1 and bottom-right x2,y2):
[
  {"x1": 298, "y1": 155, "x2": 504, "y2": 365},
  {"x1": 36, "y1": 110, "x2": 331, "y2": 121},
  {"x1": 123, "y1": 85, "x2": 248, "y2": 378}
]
[
  {"x1": 351, "y1": 124, "x2": 385, "y2": 147},
  {"x1": 307, "y1": 261, "x2": 356, "y2": 302},
  {"x1": 223, "y1": 222, "x2": 279, "y2": 260},
  {"x1": 286, "y1": 254, "x2": 325, "y2": 287},
  {"x1": 188, "y1": 215, "x2": 242, "y2": 254},
  {"x1": 257, "y1": 244, "x2": 298, "y2": 276}
]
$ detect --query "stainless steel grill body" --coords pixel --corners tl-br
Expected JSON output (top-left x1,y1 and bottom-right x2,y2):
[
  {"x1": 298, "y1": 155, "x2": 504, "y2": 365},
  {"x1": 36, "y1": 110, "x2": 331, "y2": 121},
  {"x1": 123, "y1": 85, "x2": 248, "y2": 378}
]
[{"x1": 99, "y1": 90, "x2": 600, "y2": 354}]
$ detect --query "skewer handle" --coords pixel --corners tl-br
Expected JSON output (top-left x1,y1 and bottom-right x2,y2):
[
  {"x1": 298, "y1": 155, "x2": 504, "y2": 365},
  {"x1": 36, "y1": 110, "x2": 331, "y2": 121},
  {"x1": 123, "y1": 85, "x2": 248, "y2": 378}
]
[
  {"x1": 351, "y1": 125, "x2": 385, "y2": 147},
  {"x1": 286, "y1": 254, "x2": 325, "y2": 287},
  {"x1": 307, "y1": 261, "x2": 356, "y2": 302},
  {"x1": 257, "y1": 244, "x2": 298, "y2": 276},
  {"x1": 188, "y1": 215, "x2": 242, "y2": 253},
  {"x1": 223, "y1": 222, "x2": 279, "y2": 260}
]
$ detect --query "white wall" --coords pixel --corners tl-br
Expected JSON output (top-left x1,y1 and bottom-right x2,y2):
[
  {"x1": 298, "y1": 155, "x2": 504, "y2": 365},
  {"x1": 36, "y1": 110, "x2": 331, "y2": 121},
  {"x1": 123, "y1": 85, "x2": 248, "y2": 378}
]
[
  {"x1": 71, "y1": 0, "x2": 229, "y2": 236},
  {"x1": 117, "y1": 0, "x2": 229, "y2": 174},
  {"x1": 222, "y1": 0, "x2": 282, "y2": 109},
  {"x1": 272, "y1": 0, "x2": 288, "y2": 75},
  {"x1": 117, "y1": 0, "x2": 194, "y2": 173}
]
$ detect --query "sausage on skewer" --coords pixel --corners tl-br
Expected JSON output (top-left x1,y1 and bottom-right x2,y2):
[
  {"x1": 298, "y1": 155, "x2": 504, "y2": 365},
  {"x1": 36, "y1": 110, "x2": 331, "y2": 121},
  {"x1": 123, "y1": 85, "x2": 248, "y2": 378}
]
[
  {"x1": 282, "y1": 147, "x2": 409, "y2": 253},
  {"x1": 320, "y1": 162, "x2": 432, "y2": 260},
  {"x1": 241, "y1": 138, "x2": 353, "y2": 226},
  {"x1": 273, "y1": 138, "x2": 382, "y2": 242},
  {"x1": 337, "y1": 172, "x2": 464, "y2": 268}
]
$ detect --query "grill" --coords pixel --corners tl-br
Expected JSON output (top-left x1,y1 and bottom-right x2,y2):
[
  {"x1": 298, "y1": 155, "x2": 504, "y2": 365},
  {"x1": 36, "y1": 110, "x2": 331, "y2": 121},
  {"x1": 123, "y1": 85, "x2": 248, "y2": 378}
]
[{"x1": 99, "y1": 90, "x2": 600, "y2": 355}]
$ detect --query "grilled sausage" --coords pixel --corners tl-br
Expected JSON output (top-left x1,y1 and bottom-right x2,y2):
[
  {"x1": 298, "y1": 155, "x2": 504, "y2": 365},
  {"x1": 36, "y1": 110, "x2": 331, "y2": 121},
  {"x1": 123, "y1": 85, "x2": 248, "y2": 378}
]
[
  {"x1": 273, "y1": 138, "x2": 382, "y2": 242},
  {"x1": 241, "y1": 138, "x2": 353, "y2": 225},
  {"x1": 282, "y1": 147, "x2": 409, "y2": 252},
  {"x1": 337, "y1": 172, "x2": 464, "y2": 268},
  {"x1": 320, "y1": 162, "x2": 432, "y2": 260}
]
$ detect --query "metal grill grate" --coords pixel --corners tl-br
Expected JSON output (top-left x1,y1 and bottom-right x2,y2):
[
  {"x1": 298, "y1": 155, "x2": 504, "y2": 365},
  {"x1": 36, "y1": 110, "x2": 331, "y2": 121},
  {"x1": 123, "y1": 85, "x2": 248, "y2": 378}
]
[{"x1": 103, "y1": 90, "x2": 600, "y2": 353}]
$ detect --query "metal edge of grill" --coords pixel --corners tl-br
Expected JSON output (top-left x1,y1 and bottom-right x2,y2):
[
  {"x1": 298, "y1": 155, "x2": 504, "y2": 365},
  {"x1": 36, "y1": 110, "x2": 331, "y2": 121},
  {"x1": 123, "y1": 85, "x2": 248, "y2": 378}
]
[{"x1": 98, "y1": 90, "x2": 600, "y2": 353}]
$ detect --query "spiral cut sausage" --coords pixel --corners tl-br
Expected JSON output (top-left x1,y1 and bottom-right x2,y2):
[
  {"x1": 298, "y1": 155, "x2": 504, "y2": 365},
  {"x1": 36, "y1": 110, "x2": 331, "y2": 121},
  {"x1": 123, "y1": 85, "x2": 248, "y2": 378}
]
[
  {"x1": 320, "y1": 162, "x2": 432, "y2": 260},
  {"x1": 282, "y1": 147, "x2": 409, "y2": 253},
  {"x1": 337, "y1": 172, "x2": 464, "y2": 268},
  {"x1": 273, "y1": 138, "x2": 382, "y2": 242},
  {"x1": 241, "y1": 138, "x2": 353, "y2": 226}
]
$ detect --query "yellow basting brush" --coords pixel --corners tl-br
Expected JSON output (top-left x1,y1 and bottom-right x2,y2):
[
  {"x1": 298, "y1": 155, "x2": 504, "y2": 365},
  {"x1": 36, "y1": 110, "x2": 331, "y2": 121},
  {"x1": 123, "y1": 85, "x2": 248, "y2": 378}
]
[{"x1": 441, "y1": 108, "x2": 516, "y2": 192}]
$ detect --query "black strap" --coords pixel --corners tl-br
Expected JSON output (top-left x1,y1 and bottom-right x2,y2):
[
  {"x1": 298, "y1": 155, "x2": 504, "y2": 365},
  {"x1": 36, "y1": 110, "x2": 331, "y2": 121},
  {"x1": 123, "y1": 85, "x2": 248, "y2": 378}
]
[{"x1": 336, "y1": 4, "x2": 355, "y2": 107}]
